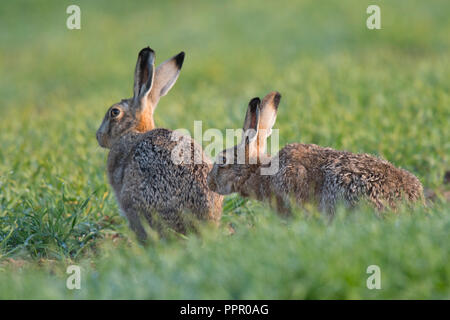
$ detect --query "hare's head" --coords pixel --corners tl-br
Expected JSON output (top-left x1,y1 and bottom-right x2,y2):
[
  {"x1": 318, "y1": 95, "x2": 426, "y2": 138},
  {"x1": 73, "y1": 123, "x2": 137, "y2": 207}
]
[
  {"x1": 207, "y1": 92, "x2": 281, "y2": 195},
  {"x1": 96, "y1": 47, "x2": 185, "y2": 148}
]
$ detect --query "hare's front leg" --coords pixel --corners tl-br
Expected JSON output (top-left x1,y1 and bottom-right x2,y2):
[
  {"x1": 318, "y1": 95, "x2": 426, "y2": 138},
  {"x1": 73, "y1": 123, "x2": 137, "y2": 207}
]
[{"x1": 123, "y1": 207, "x2": 147, "y2": 243}]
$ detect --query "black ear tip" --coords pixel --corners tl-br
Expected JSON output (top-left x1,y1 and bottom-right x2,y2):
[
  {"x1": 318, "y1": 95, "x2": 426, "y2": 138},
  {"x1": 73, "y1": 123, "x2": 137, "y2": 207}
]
[
  {"x1": 249, "y1": 97, "x2": 261, "y2": 108},
  {"x1": 138, "y1": 47, "x2": 155, "y2": 62},
  {"x1": 273, "y1": 92, "x2": 281, "y2": 109},
  {"x1": 140, "y1": 46, "x2": 155, "y2": 55},
  {"x1": 175, "y1": 51, "x2": 185, "y2": 68}
]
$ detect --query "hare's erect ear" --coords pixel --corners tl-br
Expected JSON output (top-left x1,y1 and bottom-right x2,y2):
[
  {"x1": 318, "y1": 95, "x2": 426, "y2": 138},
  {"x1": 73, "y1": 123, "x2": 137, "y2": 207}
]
[
  {"x1": 148, "y1": 51, "x2": 185, "y2": 108},
  {"x1": 257, "y1": 91, "x2": 281, "y2": 153},
  {"x1": 133, "y1": 47, "x2": 156, "y2": 103},
  {"x1": 242, "y1": 97, "x2": 260, "y2": 146}
]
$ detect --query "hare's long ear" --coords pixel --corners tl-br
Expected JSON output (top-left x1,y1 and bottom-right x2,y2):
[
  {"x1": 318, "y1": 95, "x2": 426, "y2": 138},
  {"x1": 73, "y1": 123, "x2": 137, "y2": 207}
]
[
  {"x1": 133, "y1": 47, "x2": 155, "y2": 104},
  {"x1": 257, "y1": 91, "x2": 281, "y2": 154},
  {"x1": 148, "y1": 51, "x2": 185, "y2": 108},
  {"x1": 241, "y1": 97, "x2": 260, "y2": 157}
]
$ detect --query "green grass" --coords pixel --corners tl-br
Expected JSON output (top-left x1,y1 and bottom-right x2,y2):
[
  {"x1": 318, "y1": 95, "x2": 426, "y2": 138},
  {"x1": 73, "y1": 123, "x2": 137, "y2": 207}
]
[{"x1": 0, "y1": 0, "x2": 449, "y2": 299}]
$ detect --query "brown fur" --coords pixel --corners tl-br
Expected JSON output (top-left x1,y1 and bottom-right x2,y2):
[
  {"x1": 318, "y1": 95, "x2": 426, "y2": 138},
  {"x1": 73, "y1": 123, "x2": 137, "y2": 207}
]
[
  {"x1": 135, "y1": 108, "x2": 155, "y2": 132},
  {"x1": 97, "y1": 47, "x2": 222, "y2": 241},
  {"x1": 208, "y1": 92, "x2": 423, "y2": 215}
]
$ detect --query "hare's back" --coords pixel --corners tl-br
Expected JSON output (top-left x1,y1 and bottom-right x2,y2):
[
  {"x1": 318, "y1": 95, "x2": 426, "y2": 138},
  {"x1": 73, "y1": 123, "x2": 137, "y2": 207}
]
[
  {"x1": 281, "y1": 143, "x2": 414, "y2": 183},
  {"x1": 127, "y1": 128, "x2": 216, "y2": 216},
  {"x1": 279, "y1": 143, "x2": 422, "y2": 203},
  {"x1": 312, "y1": 145, "x2": 422, "y2": 203}
]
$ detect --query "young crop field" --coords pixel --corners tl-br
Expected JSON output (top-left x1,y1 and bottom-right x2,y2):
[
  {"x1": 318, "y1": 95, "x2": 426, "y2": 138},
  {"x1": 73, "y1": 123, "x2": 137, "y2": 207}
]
[{"x1": 0, "y1": 0, "x2": 449, "y2": 299}]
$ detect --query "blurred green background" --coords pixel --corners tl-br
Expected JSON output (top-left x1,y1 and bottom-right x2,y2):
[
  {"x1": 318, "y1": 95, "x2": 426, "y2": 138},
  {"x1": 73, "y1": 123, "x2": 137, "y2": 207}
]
[{"x1": 0, "y1": 0, "x2": 449, "y2": 299}]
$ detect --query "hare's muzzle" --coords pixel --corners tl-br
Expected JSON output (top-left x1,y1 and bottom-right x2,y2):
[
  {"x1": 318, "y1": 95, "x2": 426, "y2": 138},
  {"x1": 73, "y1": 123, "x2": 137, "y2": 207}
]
[{"x1": 96, "y1": 127, "x2": 108, "y2": 148}]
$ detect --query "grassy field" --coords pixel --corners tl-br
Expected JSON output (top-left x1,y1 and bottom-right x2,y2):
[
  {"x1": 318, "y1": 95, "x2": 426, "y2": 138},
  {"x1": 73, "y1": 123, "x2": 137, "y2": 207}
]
[{"x1": 0, "y1": 0, "x2": 449, "y2": 299}]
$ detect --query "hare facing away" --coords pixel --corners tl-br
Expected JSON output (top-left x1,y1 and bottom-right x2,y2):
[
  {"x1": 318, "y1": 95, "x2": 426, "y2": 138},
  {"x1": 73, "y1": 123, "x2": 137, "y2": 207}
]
[
  {"x1": 207, "y1": 92, "x2": 424, "y2": 215},
  {"x1": 96, "y1": 47, "x2": 223, "y2": 241}
]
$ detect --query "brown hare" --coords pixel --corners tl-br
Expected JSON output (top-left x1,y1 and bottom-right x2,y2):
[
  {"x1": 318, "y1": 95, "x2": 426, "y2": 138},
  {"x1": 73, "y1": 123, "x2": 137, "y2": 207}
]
[
  {"x1": 207, "y1": 91, "x2": 423, "y2": 216},
  {"x1": 96, "y1": 47, "x2": 222, "y2": 241}
]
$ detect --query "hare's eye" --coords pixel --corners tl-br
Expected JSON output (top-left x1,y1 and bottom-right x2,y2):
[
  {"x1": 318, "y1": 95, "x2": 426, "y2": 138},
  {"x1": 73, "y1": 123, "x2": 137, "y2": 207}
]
[
  {"x1": 218, "y1": 156, "x2": 230, "y2": 168},
  {"x1": 110, "y1": 108, "x2": 121, "y2": 118},
  {"x1": 218, "y1": 156, "x2": 227, "y2": 165}
]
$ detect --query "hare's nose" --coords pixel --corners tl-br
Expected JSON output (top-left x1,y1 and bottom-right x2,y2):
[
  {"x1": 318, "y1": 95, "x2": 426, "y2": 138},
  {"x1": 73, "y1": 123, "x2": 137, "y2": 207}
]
[{"x1": 96, "y1": 130, "x2": 106, "y2": 147}]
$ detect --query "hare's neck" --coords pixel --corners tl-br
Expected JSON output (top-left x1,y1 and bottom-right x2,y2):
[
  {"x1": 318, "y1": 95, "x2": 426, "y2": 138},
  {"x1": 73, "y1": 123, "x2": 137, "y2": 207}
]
[{"x1": 237, "y1": 163, "x2": 272, "y2": 201}]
